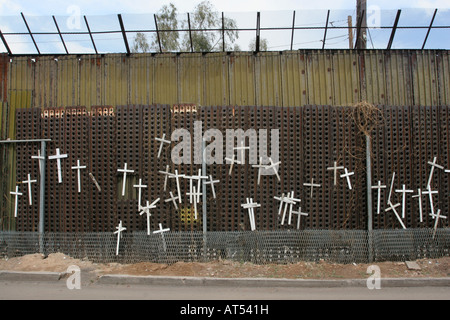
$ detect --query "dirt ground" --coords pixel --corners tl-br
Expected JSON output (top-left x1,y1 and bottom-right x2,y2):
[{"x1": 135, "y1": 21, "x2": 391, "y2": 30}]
[{"x1": 0, "y1": 253, "x2": 449, "y2": 280}]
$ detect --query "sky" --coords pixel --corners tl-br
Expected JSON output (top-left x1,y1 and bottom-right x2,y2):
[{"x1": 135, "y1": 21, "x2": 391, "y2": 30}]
[{"x1": 0, "y1": 0, "x2": 449, "y2": 53}]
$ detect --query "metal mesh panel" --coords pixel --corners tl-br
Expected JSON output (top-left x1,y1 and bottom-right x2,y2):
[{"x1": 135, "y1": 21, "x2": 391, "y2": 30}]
[{"x1": 0, "y1": 229, "x2": 448, "y2": 264}]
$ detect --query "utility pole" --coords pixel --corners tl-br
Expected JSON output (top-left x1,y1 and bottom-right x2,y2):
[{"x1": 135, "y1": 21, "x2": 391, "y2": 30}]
[
  {"x1": 348, "y1": 15, "x2": 353, "y2": 49},
  {"x1": 356, "y1": 0, "x2": 367, "y2": 49}
]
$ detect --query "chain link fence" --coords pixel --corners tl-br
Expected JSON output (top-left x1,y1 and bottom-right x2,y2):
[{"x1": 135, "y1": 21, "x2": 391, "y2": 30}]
[{"x1": 0, "y1": 229, "x2": 448, "y2": 264}]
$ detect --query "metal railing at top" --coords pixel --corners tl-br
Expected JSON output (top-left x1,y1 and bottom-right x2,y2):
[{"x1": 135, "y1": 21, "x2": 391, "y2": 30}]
[{"x1": 0, "y1": 8, "x2": 449, "y2": 55}]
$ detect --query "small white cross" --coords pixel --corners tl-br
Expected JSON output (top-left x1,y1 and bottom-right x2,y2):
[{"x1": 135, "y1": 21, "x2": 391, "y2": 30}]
[
  {"x1": 423, "y1": 185, "x2": 438, "y2": 216},
  {"x1": 412, "y1": 188, "x2": 424, "y2": 222},
  {"x1": 340, "y1": 168, "x2": 354, "y2": 190},
  {"x1": 133, "y1": 178, "x2": 147, "y2": 209},
  {"x1": 186, "y1": 186, "x2": 202, "y2": 219},
  {"x1": 204, "y1": 175, "x2": 219, "y2": 199},
  {"x1": 385, "y1": 201, "x2": 406, "y2": 229},
  {"x1": 265, "y1": 157, "x2": 281, "y2": 181},
  {"x1": 387, "y1": 172, "x2": 396, "y2": 204},
  {"x1": 169, "y1": 169, "x2": 184, "y2": 203},
  {"x1": 48, "y1": 148, "x2": 68, "y2": 183},
  {"x1": 274, "y1": 193, "x2": 286, "y2": 216},
  {"x1": 113, "y1": 220, "x2": 126, "y2": 256},
  {"x1": 303, "y1": 178, "x2": 321, "y2": 198},
  {"x1": 10, "y1": 185, "x2": 22, "y2": 218},
  {"x1": 139, "y1": 198, "x2": 159, "y2": 235},
  {"x1": 241, "y1": 198, "x2": 260, "y2": 231},
  {"x1": 252, "y1": 157, "x2": 265, "y2": 185},
  {"x1": 430, "y1": 209, "x2": 447, "y2": 239},
  {"x1": 71, "y1": 159, "x2": 87, "y2": 193},
  {"x1": 427, "y1": 157, "x2": 444, "y2": 188},
  {"x1": 158, "y1": 165, "x2": 171, "y2": 191},
  {"x1": 234, "y1": 140, "x2": 250, "y2": 163},
  {"x1": 225, "y1": 154, "x2": 242, "y2": 175},
  {"x1": 153, "y1": 223, "x2": 170, "y2": 251},
  {"x1": 22, "y1": 174, "x2": 37, "y2": 206},
  {"x1": 192, "y1": 169, "x2": 207, "y2": 202},
  {"x1": 327, "y1": 161, "x2": 344, "y2": 186},
  {"x1": 395, "y1": 184, "x2": 413, "y2": 218},
  {"x1": 31, "y1": 150, "x2": 44, "y2": 174},
  {"x1": 285, "y1": 191, "x2": 301, "y2": 225},
  {"x1": 165, "y1": 191, "x2": 180, "y2": 210},
  {"x1": 371, "y1": 180, "x2": 386, "y2": 214},
  {"x1": 292, "y1": 207, "x2": 308, "y2": 230},
  {"x1": 117, "y1": 163, "x2": 134, "y2": 196},
  {"x1": 155, "y1": 134, "x2": 171, "y2": 158}
]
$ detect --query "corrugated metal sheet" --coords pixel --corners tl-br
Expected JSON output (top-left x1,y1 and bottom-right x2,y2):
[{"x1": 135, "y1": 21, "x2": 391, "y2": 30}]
[{"x1": 4, "y1": 51, "x2": 449, "y2": 110}]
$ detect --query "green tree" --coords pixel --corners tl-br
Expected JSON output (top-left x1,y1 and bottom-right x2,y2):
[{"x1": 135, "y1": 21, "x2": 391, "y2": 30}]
[
  {"x1": 132, "y1": 32, "x2": 150, "y2": 53},
  {"x1": 248, "y1": 37, "x2": 269, "y2": 51},
  {"x1": 182, "y1": 1, "x2": 239, "y2": 52}
]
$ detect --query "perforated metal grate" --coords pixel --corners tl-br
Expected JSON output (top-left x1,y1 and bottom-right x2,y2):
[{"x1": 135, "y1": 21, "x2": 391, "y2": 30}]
[{"x1": 12, "y1": 104, "x2": 450, "y2": 233}]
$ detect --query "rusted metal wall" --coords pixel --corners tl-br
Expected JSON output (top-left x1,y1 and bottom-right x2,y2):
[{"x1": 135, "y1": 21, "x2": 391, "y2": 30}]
[
  {"x1": 3, "y1": 50, "x2": 449, "y2": 112},
  {"x1": 11, "y1": 104, "x2": 450, "y2": 232}
]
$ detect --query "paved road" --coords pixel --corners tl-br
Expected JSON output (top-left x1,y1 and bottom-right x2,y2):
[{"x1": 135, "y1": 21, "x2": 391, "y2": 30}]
[{"x1": 0, "y1": 280, "x2": 449, "y2": 300}]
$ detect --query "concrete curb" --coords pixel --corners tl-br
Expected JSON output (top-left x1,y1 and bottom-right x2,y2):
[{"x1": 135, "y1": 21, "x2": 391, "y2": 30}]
[
  {"x1": 0, "y1": 270, "x2": 63, "y2": 281},
  {"x1": 0, "y1": 271, "x2": 448, "y2": 287},
  {"x1": 97, "y1": 274, "x2": 450, "y2": 288}
]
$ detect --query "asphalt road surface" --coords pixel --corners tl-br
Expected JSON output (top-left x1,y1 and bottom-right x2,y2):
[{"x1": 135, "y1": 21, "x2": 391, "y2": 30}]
[{"x1": 0, "y1": 280, "x2": 449, "y2": 300}]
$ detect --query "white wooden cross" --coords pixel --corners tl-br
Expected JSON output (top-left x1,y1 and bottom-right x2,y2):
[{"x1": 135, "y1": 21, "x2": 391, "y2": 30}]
[
  {"x1": 48, "y1": 148, "x2": 68, "y2": 183},
  {"x1": 427, "y1": 157, "x2": 444, "y2": 188},
  {"x1": 387, "y1": 172, "x2": 396, "y2": 204},
  {"x1": 186, "y1": 186, "x2": 202, "y2": 219},
  {"x1": 265, "y1": 157, "x2": 281, "y2": 181},
  {"x1": 133, "y1": 178, "x2": 147, "y2": 209},
  {"x1": 234, "y1": 140, "x2": 250, "y2": 163},
  {"x1": 225, "y1": 154, "x2": 242, "y2": 175},
  {"x1": 158, "y1": 165, "x2": 171, "y2": 191},
  {"x1": 22, "y1": 174, "x2": 37, "y2": 205},
  {"x1": 31, "y1": 150, "x2": 44, "y2": 174},
  {"x1": 285, "y1": 191, "x2": 301, "y2": 225},
  {"x1": 431, "y1": 209, "x2": 447, "y2": 239},
  {"x1": 155, "y1": 134, "x2": 171, "y2": 158},
  {"x1": 71, "y1": 159, "x2": 86, "y2": 193},
  {"x1": 340, "y1": 168, "x2": 354, "y2": 190},
  {"x1": 169, "y1": 169, "x2": 184, "y2": 203},
  {"x1": 165, "y1": 191, "x2": 180, "y2": 210},
  {"x1": 327, "y1": 161, "x2": 344, "y2": 186},
  {"x1": 371, "y1": 180, "x2": 386, "y2": 214},
  {"x1": 139, "y1": 198, "x2": 160, "y2": 235},
  {"x1": 274, "y1": 193, "x2": 286, "y2": 216},
  {"x1": 192, "y1": 169, "x2": 207, "y2": 203},
  {"x1": 10, "y1": 185, "x2": 22, "y2": 218},
  {"x1": 252, "y1": 157, "x2": 265, "y2": 185},
  {"x1": 113, "y1": 220, "x2": 126, "y2": 256},
  {"x1": 292, "y1": 207, "x2": 308, "y2": 230},
  {"x1": 385, "y1": 201, "x2": 406, "y2": 229},
  {"x1": 204, "y1": 175, "x2": 219, "y2": 199},
  {"x1": 395, "y1": 184, "x2": 413, "y2": 218},
  {"x1": 241, "y1": 198, "x2": 260, "y2": 231},
  {"x1": 412, "y1": 188, "x2": 424, "y2": 222},
  {"x1": 303, "y1": 178, "x2": 321, "y2": 198},
  {"x1": 423, "y1": 185, "x2": 438, "y2": 216},
  {"x1": 153, "y1": 223, "x2": 170, "y2": 251},
  {"x1": 117, "y1": 163, "x2": 134, "y2": 196}
]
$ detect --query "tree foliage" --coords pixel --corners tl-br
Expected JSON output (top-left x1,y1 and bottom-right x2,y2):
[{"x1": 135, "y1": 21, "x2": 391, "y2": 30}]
[{"x1": 149, "y1": 1, "x2": 239, "y2": 53}]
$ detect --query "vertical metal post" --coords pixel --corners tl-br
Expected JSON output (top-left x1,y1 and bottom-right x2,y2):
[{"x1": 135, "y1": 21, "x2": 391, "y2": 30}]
[
  {"x1": 322, "y1": 10, "x2": 330, "y2": 50},
  {"x1": 187, "y1": 13, "x2": 193, "y2": 53},
  {"x1": 290, "y1": 10, "x2": 296, "y2": 51},
  {"x1": 202, "y1": 139, "x2": 207, "y2": 259},
  {"x1": 39, "y1": 140, "x2": 46, "y2": 254},
  {"x1": 422, "y1": 8, "x2": 438, "y2": 50},
  {"x1": 366, "y1": 135, "x2": 373, "y2": 262},
  {"x1": 84, "y1": 16, "x2": 98, "y2": 54},
  {"x1": 153, "y1": 14, "x2": 162, "y2": 53},
  {"x1": 255, "y1": 12, "x2": 261, "y2": 52},
  {"x1": 53, "y1": 15, "x2": 69, "y2": 54},
  {"x1": 21, "y1": 12, "x2": 40, "y2": 54}
]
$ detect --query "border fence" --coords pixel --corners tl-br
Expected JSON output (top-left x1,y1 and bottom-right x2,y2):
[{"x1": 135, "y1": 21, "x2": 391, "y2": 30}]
[{"x1": 0, "y1": 229, "x2": 448, "y2": 264}]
